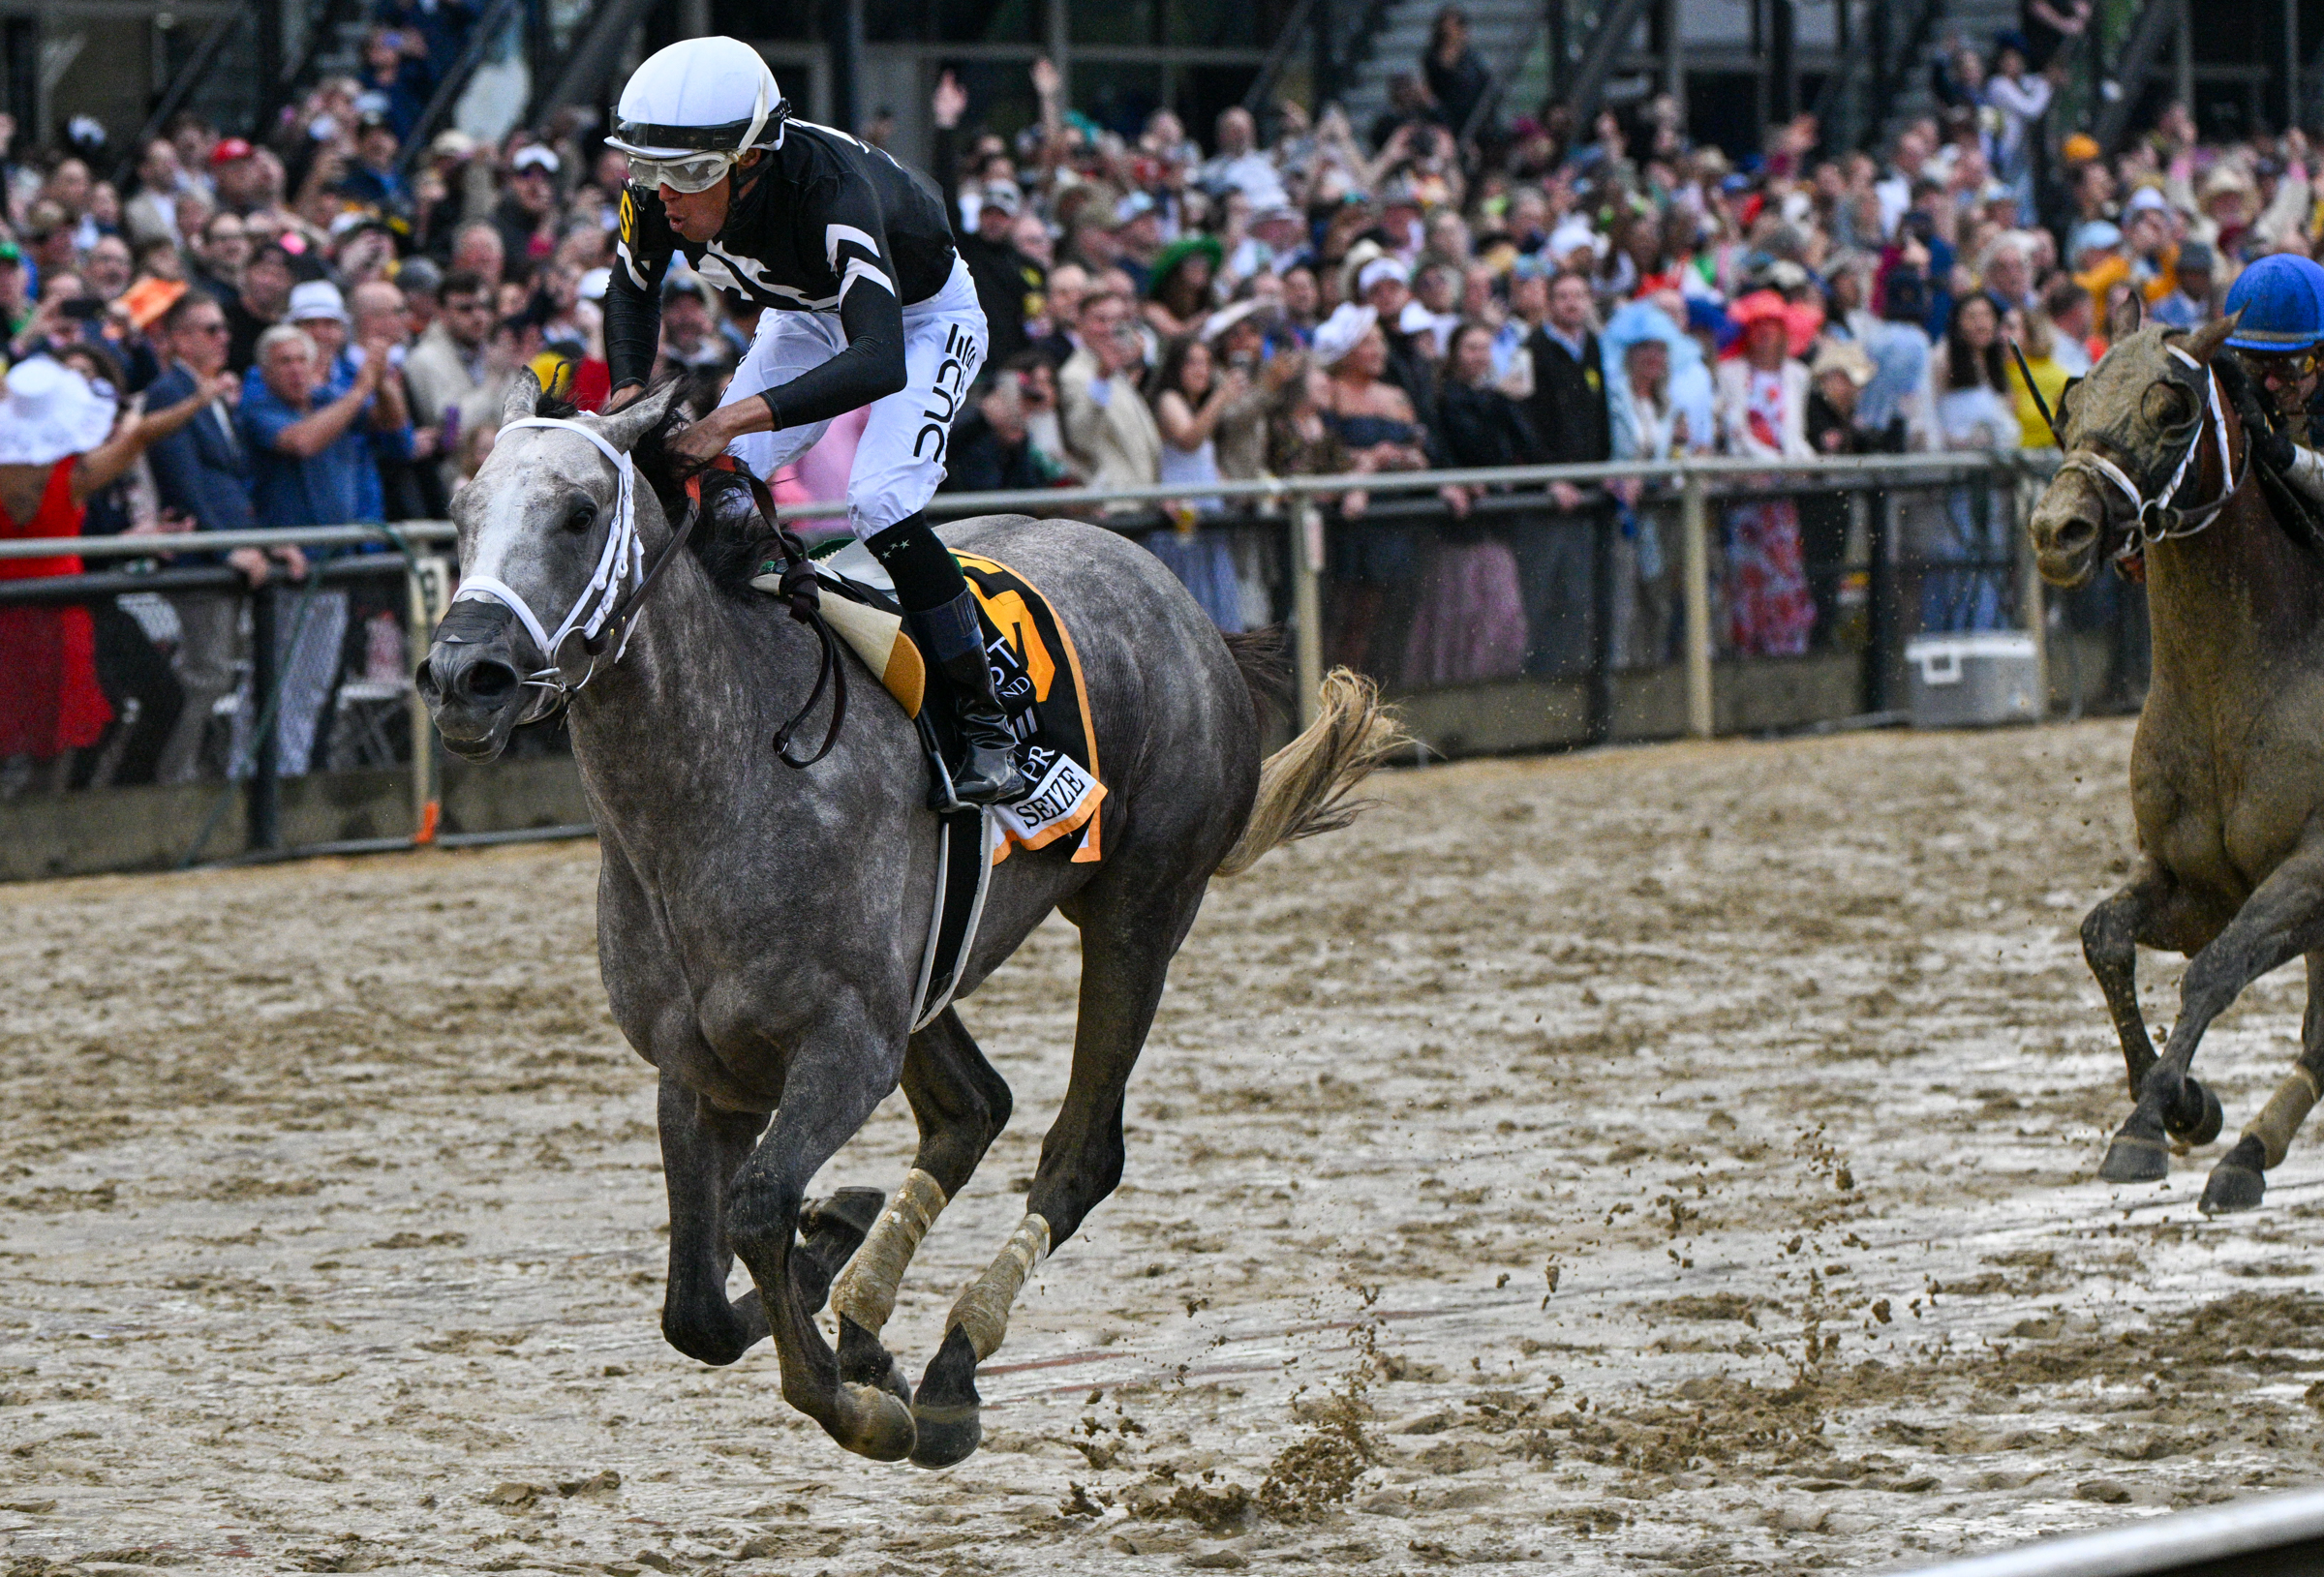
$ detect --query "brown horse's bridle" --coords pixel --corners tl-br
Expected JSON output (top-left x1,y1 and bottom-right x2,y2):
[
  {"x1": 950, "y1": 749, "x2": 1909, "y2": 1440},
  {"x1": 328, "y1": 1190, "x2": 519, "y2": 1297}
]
[{"x1": 2054, "y1": 344, "x2": 2248, "y2": 562}]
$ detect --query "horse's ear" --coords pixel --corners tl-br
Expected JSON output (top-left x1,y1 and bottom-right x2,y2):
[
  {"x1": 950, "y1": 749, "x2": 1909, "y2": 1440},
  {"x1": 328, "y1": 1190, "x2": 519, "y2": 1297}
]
[
  {"x1": 2186, "y1": 311, "x2": 2238, "y2": 364},
  {"x1": 2109, "y1": 289, "x2": 2144, "y2": 341},
  {"x1": 503, "y1": 367, "x2": 542, "y2": 426},
  {"x1": 597, "y1": 380, "x2": 684, "y2": 453}
]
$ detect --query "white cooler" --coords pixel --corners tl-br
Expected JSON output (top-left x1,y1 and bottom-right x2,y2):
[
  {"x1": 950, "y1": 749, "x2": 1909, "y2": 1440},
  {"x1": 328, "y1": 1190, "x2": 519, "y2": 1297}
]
[{"x1": 1904, "y1": 631, "x2": 2043, "y2": 728}]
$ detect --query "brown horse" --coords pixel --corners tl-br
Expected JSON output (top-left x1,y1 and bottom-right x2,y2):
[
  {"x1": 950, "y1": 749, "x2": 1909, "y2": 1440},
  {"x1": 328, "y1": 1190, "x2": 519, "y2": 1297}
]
[{"x1": 2028, "y1": 317, "x2": 2324, "y2": 1213}]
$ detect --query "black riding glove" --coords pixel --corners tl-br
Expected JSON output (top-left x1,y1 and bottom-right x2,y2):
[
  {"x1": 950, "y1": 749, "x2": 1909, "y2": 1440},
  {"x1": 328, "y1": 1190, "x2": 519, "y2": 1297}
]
[{"x1": 2216, "y1": 354, "x2": 2296, "y2": 472}]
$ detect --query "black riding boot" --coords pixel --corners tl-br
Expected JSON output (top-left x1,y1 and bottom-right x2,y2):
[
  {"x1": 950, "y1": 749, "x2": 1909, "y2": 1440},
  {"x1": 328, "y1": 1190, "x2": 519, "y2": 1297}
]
[{"x1": 869, "y1": 514, "x2": 1027, "y2": 806}]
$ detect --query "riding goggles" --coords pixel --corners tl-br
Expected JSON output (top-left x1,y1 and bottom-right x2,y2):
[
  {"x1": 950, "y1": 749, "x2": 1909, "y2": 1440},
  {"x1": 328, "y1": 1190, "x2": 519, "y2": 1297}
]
[
  {"x1": 625, "y1": 149, "x2": 741, "y2": 194},
  {"x1": 2246, "y1": 347, "x2": 2324, "y2": 385}
]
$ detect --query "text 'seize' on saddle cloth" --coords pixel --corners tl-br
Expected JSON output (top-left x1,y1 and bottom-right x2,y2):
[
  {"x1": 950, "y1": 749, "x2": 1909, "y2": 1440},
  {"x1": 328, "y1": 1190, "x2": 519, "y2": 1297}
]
[
  {"x1": 956, "y1": 552, "x2": 1104, "y2": 864},
  {"x1": 812, "y1": 550, "x2": 1104, "y2": 864}
]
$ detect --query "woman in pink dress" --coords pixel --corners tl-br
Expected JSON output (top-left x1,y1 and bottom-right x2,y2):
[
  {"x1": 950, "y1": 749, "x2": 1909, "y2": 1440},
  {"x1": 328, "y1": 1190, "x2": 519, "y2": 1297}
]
[{"x1": 1710, "y1": 291, "x2": 1818, "y2": 656}]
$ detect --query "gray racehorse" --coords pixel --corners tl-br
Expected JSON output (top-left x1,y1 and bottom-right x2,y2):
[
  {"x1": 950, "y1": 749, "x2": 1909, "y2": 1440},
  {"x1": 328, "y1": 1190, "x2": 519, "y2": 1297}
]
[{"x1": 417, "y1": 375, "x2": 1401, "y2": 1466}]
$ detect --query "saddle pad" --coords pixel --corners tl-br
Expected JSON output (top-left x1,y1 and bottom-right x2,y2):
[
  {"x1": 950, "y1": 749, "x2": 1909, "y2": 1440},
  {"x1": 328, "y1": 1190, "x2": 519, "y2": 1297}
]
[
  {"x1": 790, "y1": 544, "x2": 1106, "y2": 865},
  {"x1": 954, "y1": 552, "x2": 1106, "y2": 866}
]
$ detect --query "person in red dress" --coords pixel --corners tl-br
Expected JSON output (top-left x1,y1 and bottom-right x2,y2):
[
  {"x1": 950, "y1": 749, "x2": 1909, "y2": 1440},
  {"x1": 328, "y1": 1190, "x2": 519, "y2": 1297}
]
[{"x1": 0, "y1": 355, "x2": 226, "y2": 779}]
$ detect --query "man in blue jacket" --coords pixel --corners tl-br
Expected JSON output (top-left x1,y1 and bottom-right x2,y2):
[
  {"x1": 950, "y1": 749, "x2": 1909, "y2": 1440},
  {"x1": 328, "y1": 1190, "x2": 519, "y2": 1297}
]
[{"x1": 145, "y1": 289, "x2": 299, "y2": 782}]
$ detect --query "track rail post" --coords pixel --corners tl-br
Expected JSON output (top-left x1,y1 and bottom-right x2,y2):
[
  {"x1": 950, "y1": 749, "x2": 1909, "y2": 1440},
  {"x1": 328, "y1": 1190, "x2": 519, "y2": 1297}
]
[
  {"x1": 1680, "y1": 470, "x2": 1713, "y2": 740},
  {"x1": 1292, "y1": 494, "x2": 1325, "y2": 731}
]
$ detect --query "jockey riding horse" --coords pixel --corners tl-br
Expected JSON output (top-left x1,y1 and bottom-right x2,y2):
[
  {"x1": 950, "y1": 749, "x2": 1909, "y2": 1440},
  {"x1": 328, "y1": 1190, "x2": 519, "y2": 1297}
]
[{"x1": 2215, "y1": 254, "x2": 2324, "y2": 508}]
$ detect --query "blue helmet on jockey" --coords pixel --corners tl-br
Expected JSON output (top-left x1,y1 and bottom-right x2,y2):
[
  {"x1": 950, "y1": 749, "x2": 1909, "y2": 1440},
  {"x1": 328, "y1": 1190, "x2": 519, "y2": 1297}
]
[{"x1": 2221, "y1": 255, "x2": 2324, "y2": 356}]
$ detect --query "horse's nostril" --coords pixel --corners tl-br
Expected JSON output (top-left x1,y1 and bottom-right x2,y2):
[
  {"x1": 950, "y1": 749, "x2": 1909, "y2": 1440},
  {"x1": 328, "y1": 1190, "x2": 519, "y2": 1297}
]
[
  {"x1": 2054, "y1": 516, "x2": 2098, "y2": 552},
  {"x1": 459, "y1": 659, "x2": 519, "y2": 704}
]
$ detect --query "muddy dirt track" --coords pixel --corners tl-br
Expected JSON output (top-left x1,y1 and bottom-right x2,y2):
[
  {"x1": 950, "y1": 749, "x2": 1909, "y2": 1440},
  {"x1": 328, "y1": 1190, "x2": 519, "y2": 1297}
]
[{"x1": 7, "y1": 717, "x2": 2324, "y2": 1576}]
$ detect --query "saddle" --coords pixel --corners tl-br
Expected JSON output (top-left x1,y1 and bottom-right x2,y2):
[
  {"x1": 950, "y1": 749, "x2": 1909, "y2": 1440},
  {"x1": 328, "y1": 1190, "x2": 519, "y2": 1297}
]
[
  {"x1": 749, "y1": 536, "x2": 1107, "y2": 1031},
  {"x1": 761, "y1": 540, "x2": 1107, "y2": 863}
]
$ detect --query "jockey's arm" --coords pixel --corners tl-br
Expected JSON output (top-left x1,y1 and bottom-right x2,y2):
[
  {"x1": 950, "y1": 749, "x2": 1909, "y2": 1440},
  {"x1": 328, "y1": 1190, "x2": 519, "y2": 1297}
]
[
  {"x1": 605, "y1": 186, "x2": 674, "y2": 403},
  {"x1": 753, "y1": 272, "x2": 907, "y2": 435}
]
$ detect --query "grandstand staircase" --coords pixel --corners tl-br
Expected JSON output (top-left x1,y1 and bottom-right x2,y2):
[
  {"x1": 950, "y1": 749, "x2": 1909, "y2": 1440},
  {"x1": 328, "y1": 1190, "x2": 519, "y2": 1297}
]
[
  {"x1": 1867, "y1": 0, "x2": 2027, "y2": 146},
  {"x1": 1249, "y1": 0, "x2": 1655, "y2": 152}
]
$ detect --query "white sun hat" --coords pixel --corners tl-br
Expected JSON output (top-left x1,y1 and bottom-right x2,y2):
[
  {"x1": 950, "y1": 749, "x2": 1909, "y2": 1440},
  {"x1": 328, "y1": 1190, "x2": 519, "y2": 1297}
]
[
  {"x1": 0, "y1": 356, "x2": 118, "y2": 468},
  {"x1": 1311, "y1": 302, "x2": 1379, "y2": 368}
]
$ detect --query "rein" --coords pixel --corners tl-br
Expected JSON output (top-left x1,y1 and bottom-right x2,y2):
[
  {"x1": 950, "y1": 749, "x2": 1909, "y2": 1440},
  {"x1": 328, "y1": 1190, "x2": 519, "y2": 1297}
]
[
  {"x1": 2055, "y1": 345, "x2": 2247, "y2": 561},
  {"x1": 445, "y1": 416, "x2": 844, "y2": 765},
  {"x1": 701, "y1": 463, "x2": 848, "y2": 769}
]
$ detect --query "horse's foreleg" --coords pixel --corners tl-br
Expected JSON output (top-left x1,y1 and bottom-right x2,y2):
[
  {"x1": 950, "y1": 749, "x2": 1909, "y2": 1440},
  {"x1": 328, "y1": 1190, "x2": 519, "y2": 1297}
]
[
  {"x1": 656, "y1": 1073, "x2": 772, "y2": 1365},
  {"x1": 2204, "y1": 949, "x2": 2324, "y2": 1213},
  {"x1": 911, "y1": 907, "x2": 1181, "y2": 1470},
  {"x1": 826, "y1": 1010, "x2": 1014, "y2": 1415},
  {"x1": 2101, "y1": 846, "x2": 2324, "y2": 1185},
  {"x1": 2082, "y1": 860, "x2": 2175, "y2": 1099},
  {"x1": 726, "y1": 1015, "x2": 917, "y2": 1462}
]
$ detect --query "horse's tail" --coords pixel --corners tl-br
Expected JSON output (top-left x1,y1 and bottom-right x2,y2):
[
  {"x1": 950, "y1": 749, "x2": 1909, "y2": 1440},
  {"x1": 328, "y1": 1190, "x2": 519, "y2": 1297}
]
[{"x1": 1214, "y1": 660, "x2": 1406, "y2": 879}]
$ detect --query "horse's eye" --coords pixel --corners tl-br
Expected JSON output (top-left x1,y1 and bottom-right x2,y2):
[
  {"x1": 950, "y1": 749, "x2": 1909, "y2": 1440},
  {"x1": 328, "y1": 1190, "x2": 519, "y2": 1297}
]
[
  {"x1": 564, "y1": 500, "x2": 597, "y2": 533},
  {"x1": 2142, "y1": 383, "x2": 2192, "y2": 427}
]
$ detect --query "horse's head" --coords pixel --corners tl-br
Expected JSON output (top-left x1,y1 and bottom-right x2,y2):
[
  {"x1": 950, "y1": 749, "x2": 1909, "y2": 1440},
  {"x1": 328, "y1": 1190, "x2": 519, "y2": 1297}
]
[
  {"x1": 2029, "y1": 315, "x2": 2238, "y2": 588},
  {"x1": 417, "y1": 372, "x2": 684, "y2": 762}
]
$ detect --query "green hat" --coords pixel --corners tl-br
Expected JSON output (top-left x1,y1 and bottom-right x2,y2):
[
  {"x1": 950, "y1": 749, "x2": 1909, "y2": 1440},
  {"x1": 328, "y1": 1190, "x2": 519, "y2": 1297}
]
[
  {"x1": 0, "y1": 241, "x2": 19, "y2": 265},
  {"x1": 1146, "y1": 231, "x2": 1224, "y2": 298}
]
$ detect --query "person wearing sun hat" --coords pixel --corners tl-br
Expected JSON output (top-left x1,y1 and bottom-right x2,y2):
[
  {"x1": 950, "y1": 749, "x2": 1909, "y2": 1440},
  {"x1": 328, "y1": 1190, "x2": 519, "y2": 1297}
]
[
  {"x1": 1143, "y1": 230, "x2": 1224, "y2": 339},
  {"x1": 0, "y1": 355, "x2": 224, "y2": 776},
  {"x1": 1712, "y1": 288, "x2": 1816, "y2": 656}
]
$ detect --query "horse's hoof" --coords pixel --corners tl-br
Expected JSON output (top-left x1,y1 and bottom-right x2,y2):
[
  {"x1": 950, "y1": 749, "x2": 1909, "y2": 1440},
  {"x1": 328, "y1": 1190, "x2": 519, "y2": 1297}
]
[
  {"x1": 2098, "y1": 1130, "x2": 2170, "y2": 1184},
  {"x1": 813, "y1": 1189, "x2": 892, "y2": 1254},
  {"x1": 834, "y1": 1380, "x2": 918, "y2": 1462},
  {"x1": 797, "y1": 1190, "x2": 889, "y2": 1316},
  {"x1": 911, "y1": 1325, "x2": 984, "y2": 1471},
  {"x1": 2165, "y1": 1077, "x2": 2224, "y2": 1146},
  {"x1": 838, "y1": 1315, "x2": 913, "y2": 1408},
  {"x1": 2201, "y1": 1137, "x2": 2269, "y2": 1215},
  {"x1": 909, "y1": 1401, "x2": 982, "y2": 1470}
]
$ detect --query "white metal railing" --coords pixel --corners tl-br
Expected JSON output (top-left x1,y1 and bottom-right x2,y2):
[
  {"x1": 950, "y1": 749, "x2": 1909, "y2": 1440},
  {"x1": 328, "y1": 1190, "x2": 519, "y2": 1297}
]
[{"x1": 1, "y1": 448, "x2": 2059, "y2": 751}]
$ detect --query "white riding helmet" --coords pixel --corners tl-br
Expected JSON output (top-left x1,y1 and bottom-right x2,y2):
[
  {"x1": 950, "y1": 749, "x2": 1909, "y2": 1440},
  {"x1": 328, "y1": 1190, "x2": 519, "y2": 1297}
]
[{"x1": 606, "y1": 37, "x2": 787, "y2": 193}]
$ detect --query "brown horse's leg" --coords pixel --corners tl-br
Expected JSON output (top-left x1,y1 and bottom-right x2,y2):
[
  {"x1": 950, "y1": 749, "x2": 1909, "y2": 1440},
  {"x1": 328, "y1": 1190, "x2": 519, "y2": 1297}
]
[
  {"x1": 909, "y1": 893, "x2": 1192, "y2": 1470},
  {"x1": 2082, "y1": 859, "x2": 2177, "y2": 1100},
  {"x1": 2101, "y1": 844, "x2": 2324, "y2": 1185},
  {"x1": 2203, "y1": 950, "x2": 2324, "y2": 1213},
  {"x1": 725, "y1": 1019, "x2": 919, "y2": 1462},
  {"x1": 825, "y1": 1011, "x2": 1014, "y2": 1417}
]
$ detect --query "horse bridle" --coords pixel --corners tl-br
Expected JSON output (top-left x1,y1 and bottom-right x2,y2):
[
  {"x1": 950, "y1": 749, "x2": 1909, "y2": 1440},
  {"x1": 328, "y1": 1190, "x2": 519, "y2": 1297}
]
[
  {"x1": 2054, "y1": 344, "x2": 2247, "y2": 561},
  {"x1": 444, "y1": 414, "x2": 843, "y2": 764},
  {"x1": 449, "y1": 418, "x2": 658, "y2": 721}
]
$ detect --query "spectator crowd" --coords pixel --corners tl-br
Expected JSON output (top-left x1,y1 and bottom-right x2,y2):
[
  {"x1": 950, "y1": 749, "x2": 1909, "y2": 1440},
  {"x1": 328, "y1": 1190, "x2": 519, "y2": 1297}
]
[{"x1": 0, "y1": 0, "x2": 2303, "y2": 789}]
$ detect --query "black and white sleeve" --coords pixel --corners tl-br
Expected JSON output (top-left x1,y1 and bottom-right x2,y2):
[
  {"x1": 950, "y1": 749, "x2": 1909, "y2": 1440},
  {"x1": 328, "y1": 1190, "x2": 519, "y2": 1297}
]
[{"x1": 753, "y1": 181, "x2": 910, "y2": 432}]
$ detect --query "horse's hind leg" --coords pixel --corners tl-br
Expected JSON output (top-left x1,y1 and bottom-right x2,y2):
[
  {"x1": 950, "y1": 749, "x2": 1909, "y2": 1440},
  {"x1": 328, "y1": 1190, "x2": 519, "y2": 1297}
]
[
  {"x1": 827, "y1": 1010, "x2": 1014, "y2": 1410},
  {"x1": 2082, "y1": 860, "x2": 2176, "y2": 1100},
  {"x1": 2204, "y1": 950, "x2": 2324, "y2": 1213},
  {"x1": 2102, "y1": 844, "x2": 2324, "y2": 1185},
  {"x1": 911, "y1": 893, "x2": 1193, "y2": 1469}
]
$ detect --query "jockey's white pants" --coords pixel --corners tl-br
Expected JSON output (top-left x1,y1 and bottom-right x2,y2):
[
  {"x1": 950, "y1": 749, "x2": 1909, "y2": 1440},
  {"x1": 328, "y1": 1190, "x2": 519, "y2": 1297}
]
[{"x1": 718, "y1": 256, "x2": 988, "y2": 540}]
